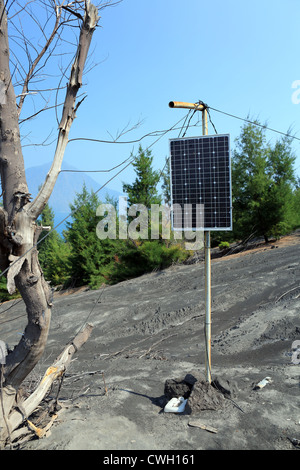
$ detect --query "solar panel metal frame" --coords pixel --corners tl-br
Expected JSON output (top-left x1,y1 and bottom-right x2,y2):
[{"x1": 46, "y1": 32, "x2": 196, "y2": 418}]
[{"x1": 169, "y1": 134, "x2": 232, "y2": 231}]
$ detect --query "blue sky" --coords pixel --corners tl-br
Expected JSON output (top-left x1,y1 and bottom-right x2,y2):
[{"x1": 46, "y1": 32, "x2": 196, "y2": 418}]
[{"x1": 21, "y1": 0, "x2": 300, "y2": 196}]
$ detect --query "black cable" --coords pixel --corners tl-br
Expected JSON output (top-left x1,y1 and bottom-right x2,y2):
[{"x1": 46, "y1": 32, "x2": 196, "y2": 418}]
[
  {"x1": 0, "y1": 298, "x2": 23, "y2": 316},
  {"x1": 181, "y1": 109, "x2": 197, "y2": 138},
  {"x1": 208, "y1": 105, "x2": 300, "y2": 142},
  {"x1": 75, "y1": 286, "x2": 106, "y2": 336},
  {"x1": 51, "y1": 113, "x2": 193, "y2": 335},
  {"x1": 59, "y1": 156, "x2": 132, "y2": 174},
  {"x1": 178, "y1": 109, "x2": 193, "y2": 138},
  {"x1": 207, "y1": 108, "x2": 218, "y2": 135},
  {"x1": 1, "y1": 101, "x2": 298, "y2": 300},
  {"x1": 203, "y1": 324, "x2": 244, "y2": 413},
  {"x1": 0, "y1": 112, "x2": 190, "y2": 284}
]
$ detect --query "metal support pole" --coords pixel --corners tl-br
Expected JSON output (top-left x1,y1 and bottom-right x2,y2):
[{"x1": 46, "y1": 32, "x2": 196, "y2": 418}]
[
  {"x1": 204, "y1": 230, "x2": 211, "y2": 383},
  {"x1": 202, "y1": 107, "x2": 211, "y2": 383},
  {"x1": 202, "y1": 107, "x2": 208, "y2": 136},
  {"x1": 169, "y1": 101, "x2": 212, "y2": 383}
]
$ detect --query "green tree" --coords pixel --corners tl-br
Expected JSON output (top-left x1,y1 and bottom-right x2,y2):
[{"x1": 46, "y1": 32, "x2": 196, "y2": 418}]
[
  {"x1": 161, "y1": 157, "x2": 171, "y2": 206},
  {"x1": 118, "y1": 147, "x2": 189, "y2": 278},
  {"x1": 123, "y1": 145, "x2": 162, "y2": 208},
  {"x1": 37, "y1": 203, "x2": 59, "y2": 262},
  {"x1": 122, "y1": 145, "x2": 162, "y2": 240},
  {"x1": 38, "y1": 203, "x2": 71, "y2": 286},
  {"x1": 232, "y1": 120, "x2": 297, "y2": 242},
  {"x1": 291, "y1": 177, "x2": 300, "y2": 228},
  {"x1": 65, "y1": 184, "x2": 124, "y2": 288}
]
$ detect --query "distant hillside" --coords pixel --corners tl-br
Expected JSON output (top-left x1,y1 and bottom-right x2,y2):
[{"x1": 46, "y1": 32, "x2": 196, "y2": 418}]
[{"x1": 26, "y1": 161, "x2": 122, "y2": 233}]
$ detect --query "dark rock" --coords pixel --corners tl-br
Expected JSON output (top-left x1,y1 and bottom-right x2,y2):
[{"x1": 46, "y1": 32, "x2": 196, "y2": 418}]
[
  {"x1": 164, "y1": 371, "x2": 206, "y2": 400},
  {"x1": 164, "y1": 378, "x2": 192, "y2": 400},
  {"x1": 187, "y1": 380, "x2": 225, "y2": 413}
]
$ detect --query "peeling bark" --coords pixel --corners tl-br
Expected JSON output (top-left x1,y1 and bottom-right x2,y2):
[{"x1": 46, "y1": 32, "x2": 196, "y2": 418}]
[
  {"x1": 0, "y1": 3, "x2": 29, "y2": 224},
  {"x1": 0, "y1": 0, "x2": 99, "y2": 448}
]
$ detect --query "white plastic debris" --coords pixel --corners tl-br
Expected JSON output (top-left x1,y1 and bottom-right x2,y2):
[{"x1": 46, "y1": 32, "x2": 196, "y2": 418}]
[
  {"x1": 254, "y1": 376, "x2": 272, "y2": 390},
  {"x1": 164, "y1": 396, "x2": 187, "y2": 413}
]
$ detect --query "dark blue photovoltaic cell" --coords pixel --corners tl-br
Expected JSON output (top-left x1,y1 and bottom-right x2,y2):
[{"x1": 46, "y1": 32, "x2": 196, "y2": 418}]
[{"x1": 169, "y1": 134, "x2": 232, "y2": 230}]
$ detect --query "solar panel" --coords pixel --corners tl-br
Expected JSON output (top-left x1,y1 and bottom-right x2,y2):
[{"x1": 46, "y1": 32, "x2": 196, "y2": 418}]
[{"x1": 169, "y1": 134, "x2": 232, "y2": 231}]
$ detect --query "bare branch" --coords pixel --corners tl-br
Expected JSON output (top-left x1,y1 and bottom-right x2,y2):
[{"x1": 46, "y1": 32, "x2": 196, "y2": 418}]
[
  {"x1": 4, "y1": 323, "x2": 93, "y2": 446},
  {"x1": 61, "y1": 4, "x2": 84, "y2": 20},
  {"x1": 7, "y1": 1, "x2": 36, "y2": 21},
  {"x1": 16, "y1": 3, "x2": 62, "y2": 115},
  {"x1": 28, "y1": 1, "x2": 100, "y2": 219}
]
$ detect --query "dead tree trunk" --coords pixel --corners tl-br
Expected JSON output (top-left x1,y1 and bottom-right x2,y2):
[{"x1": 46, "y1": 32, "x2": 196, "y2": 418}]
[{"x1": 0, "y1": 1, "x2": 99, "y2": 448}]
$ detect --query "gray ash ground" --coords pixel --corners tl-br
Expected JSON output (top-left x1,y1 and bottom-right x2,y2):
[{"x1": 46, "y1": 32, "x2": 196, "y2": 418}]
[{"x1": 1, "y1": 231, "x2": 300, "y2": 450}]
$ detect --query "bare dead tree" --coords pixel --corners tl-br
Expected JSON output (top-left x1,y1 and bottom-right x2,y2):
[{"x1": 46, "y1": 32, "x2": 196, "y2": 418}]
[{"x1": 0, "y1": 0, "x2": 119, "y2": 448}]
